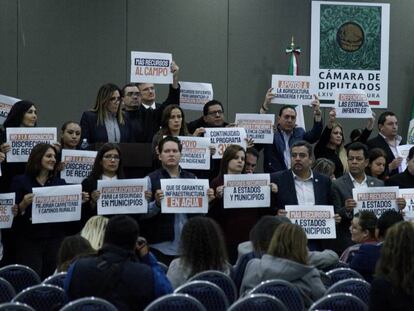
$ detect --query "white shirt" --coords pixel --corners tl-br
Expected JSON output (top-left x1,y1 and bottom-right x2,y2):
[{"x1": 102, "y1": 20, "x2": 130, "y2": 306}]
[
  {"x1": 102, "y1": 175, "x2": 118, "y2": 181},
  {"x1": 282, "y1": 131, "x2": 292, "y2": 169},
  {"x1": 292, "y1": 170, "x2": 315, "y2": 205},
  {"x1": 349, "y1": 172, "x2": 368, "y2": 188},
  {"x1": 142, "y1": 102, "x2": 156, "y2": 110},
  {"x1": 379, "y1": 132, "x2": 403, "y2": 172}
]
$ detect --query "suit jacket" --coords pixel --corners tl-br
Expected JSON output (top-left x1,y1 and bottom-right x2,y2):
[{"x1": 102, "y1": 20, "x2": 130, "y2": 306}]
[
  {"x1": 385, "y1": 169, "x2": 414, "y2": 188},
  {"x1": 270, "y1": 169, "x2": 332, "y2": 211},
  {"x1": 331, "y1": 173, "x2": 383, "y2": 253},
  {"x1": 366, "y1": 135, "x2": 399, "y2": 176},
  {"x1": 80, "y1": 111, "x2": 132, "y2": 144}
]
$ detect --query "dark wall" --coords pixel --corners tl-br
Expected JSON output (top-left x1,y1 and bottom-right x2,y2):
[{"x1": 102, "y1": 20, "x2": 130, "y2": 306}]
[{"x1": 0, "y1": 0, "x2": 413, "y2": 140}]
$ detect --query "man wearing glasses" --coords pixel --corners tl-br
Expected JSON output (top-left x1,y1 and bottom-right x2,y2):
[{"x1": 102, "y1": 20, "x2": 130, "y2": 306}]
[{"x1": 187, "y1": 100, "x2": 229, "y2": 135}]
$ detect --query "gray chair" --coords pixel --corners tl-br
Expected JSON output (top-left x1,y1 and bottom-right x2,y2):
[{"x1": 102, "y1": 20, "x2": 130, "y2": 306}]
[
  {"x1": 325, "y1": 267, "x2": 363, "y2": 287},
  {"x1": 144, "y1": 293, "x2": 206, "y2": 311},
  {"x1": 250, "y1": 279, "x2": 305, "y2": 311},
  {"x1": 309, "y1": 293, "x2": 368, "y2": 311},
  {"x1": 42, "y1": 272, "x2": 67, "y2": 289},
  {"x1": 0, "y1": 265, "x2": 41, "y2": 294},
  {"x1": 60, "y1": 297, "x2": 118, "y2": 311},
  {"x1": 228, "y1": 293, "x2": 288, "y2": 311},
  {"x1": 0, "y1": 302, "x2": 35, "y2": 311},
  {"x1": 175, "y1": 280, "x2": 228, "y2": 311},
  {"x1": 12, "y1": 284, "x2": 67, "y2": 311},
  {"x1": 188, "y1": 270, "x2": 238, "y2": 303},
  {"x1": 326, "y1": 278, "x2": 371, "y2": 305},
  {"x1": 0, "y1": 277, "x2": 16, "y2": 303}
]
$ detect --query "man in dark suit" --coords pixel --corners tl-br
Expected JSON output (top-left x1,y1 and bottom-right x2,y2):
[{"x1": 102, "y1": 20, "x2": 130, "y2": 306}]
[{"x1": 366, "y1": 111, "x2": 403, "y2": 176}]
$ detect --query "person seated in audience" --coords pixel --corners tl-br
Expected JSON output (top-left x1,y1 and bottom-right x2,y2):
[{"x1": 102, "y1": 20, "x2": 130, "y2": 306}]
[
  {"x1": 370, "y1": 221, "x2": 414, "y2": 311},
  {"x1": 240, "y1": 223, "x2": 326, "y2": 306},
  {"x1": 56, "y1": 235, "x2": 95, "y2": 272},
  {"x1": 65, "y1": 215, "x2": 172, "y2": 310},
  {"x1": 209, "y1": 145, "x2": 278, "y2": 263},
  {"x1": 314, "y1": 109, "x2": 348, "y2": 178},
  {"x1": 80, "y1": 215, "x2": 109, "y2": 250},
  {"x1": 340, "y1": 210, "x2": 378, "y2": 264},
  {"x1": 386, "y1": 145, "x2": 414, "y2": 188},
  {"x1": 366, "y1": 147, "x2": 388, "y2": 181},
  {"x1": 350, "y1": 210, "x2": 403, "y2": 282},
  {"x1": 80, "y1": 83, "x2": 132, "y2": 144},
  {"x1": 60, "y1": 121, "x2": 82, "y2": 150},
  {"x1": 312, "y1": 157, "x2": 336, "y2": 180},
  {"x1": 187, "y1": 100, "x2": 229, "y2": 135},
  {"x1": 167, "y1": 216, "x2": 231, "y2": 288}
]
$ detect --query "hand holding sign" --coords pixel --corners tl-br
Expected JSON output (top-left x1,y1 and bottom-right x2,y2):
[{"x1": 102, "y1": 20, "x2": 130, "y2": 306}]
[
  {"x1": 312, "y1": 95, "x2": 322, "y2": 121},
  {"x1": 19, "y1": 193, "x2": 34, "y2": 213},
  {"x1": 328, "y1": 109, "x2": 336, "y2": 128},
  {"x1": 261, "y1": 88, "x2": 275, "y2": 112},
  {"x1": 0, "y1": 143, "x2": 10, "y2": 154},
  {"x1": 345, "y1": 198, "x2": 357, "y2": 213},
  {"x1": 171, "y1": 61, "x2": 180, "y2": 88}
]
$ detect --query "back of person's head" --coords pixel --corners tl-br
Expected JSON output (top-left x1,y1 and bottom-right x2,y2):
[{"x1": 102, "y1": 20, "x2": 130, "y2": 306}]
[
  {"x1": 376, "y1": 221, "x2": 414, "y2": 296},
  {"x1": 346, "y1": 141, "x2": 369, "y2": 159},
  {"x1": 180, "y1": 216, "x2": 228, "y2": 276},
  {"x1": 312, "y1": 158, "x2": 335, "y2": 179},
  {"x1": 376, "y1": 210, "x2": 404, "y2": 240},
  {"x1": 408, "y1": 146, "x2": 414, "y2": 161},
  {"x1": 249, "y1": 215, "x2": 291, "y2": 255},
  {"x1": 350, "y1": 128, "x2": 363, "y2": 142},
  {"x1": 354, "y1": 210, "x2": 378, "y2": 239},
  {"x1": 80, "y1": 216, "x2": 109, "y2": 250},
  {"x1": 3, "y1": 100, "x2": 36, "y2": 128},
  {"x1": 203, "y1": 100, "x2": 223, "y2": 116},
  {"x1": 267, "y1": 223, "x2": 308, "y2": 265},
  {"x1": 57, "y1": 235, "x2": 95, "y2": 272},
  {"x1": 103, "y1": 215, "x2": 139, "y2": 250}
]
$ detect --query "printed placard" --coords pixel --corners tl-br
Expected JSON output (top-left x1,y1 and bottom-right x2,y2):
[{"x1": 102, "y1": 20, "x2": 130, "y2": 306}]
[
  {"x1": 6, "y1": 127, "x2": 57, "y2": 163},
  {"x1": 204, "y1": 127, "x2": 247, "y2": 159},
  {"x1": 397, "y1": 144, "x2": 414, "y2": 172},
  {"x1": 0, "y1": 94, "x2": 20, "y2": 124},
  {"x1": 286, "y1": 205, "x2": 336, "y2": 239},
  {"x1": 97, "y1": 179, "x2": 148, "y2": 215},
  {"x1": 130, "y1": 51, "x2": 173, "y2": 84},
  {"x1": 0, "y1": 193, "x2": 15, "y2": 229},
  {"x1": 335, "y1": 89, "x2": 372, "y2": 118},
  {"x1": 223, "y1": 174, "x2": 270, "y2": 208},
  {"x1": 235, "y1": 113, "x2": 274, "y2": 144},
  {"x1": 311, "y1": 1, "x2": 390, "y2": 107},
  {"x1": 61, "y1": 149, "x2": 97, "y2": 184},
  {"x1": 160, "y1": 179, "x2": 209, "y2": 214},
  {"x1": 178, "y1": 136, "x2": 210, "y2": 170},
  {"x1": 32, "y1": 185, "x2": 82, "y2": 224},
  {"x1": 353, "y1": 186, "x2": 399, "y2": 217},
  {"x1": 179, "y1": 82, "x2": 213, "y2": 111},
  {"x1": 398, "y1": 189, "x2": 414, "y2": 220},
  {"x1": 270, "y1": 75, "x2": 313, "y2": 105}
]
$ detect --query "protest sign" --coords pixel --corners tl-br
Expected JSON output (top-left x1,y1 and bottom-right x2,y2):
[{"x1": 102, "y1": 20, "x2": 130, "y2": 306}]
[
  {"x1": 32, "y1": 185, "x2": 82, "y2": 224},
  {"x1": 223, "y1": 174, "x2": 270, "y2": 208},
  {"x1": 204, "y1": 127, "x2": 247, "y2": 159},
  {"x1": 61, "y1": 149, "x2": 97, "y2": 184},
  {"x1": 353, "y1": 186, "x2": 399, "y2": 217},
  {"x1": 6, "y1": 127, "x2": 57, "y2": 163},
  {"x1": 397, "y1": 144, "x2": 414, "y2": 172},
  {"x1": 179, "y1": 82, "x2": 213, "y2": 111},
  {"x1": 0, "y1": 94, "x2": 20, "y2": 124},
  {"x1": 160, "y1": 179, "x2": 209, "y2": 214},
  {"x1": 311, "y1": 1, "x2": 390, "y2": 107},
  {"x1": 97, "y1": 179, "x2": 148, "y2": 215},
  {"x1": 130, "y1": 51, "x2": 173, "y2": 84},
  {"x1": 0, "y1": 193, "x2": 15, "y2": 229},
  {"x1": 286, "y1": 205, "x2": 336, "y2": 239},
  {"x1": 335, "y1": 89, "x2": 372, "y2": 118},
  {"x1": 235, "y1": 114, "x2": 274, "y2": 144},
  {"x1": 398, "y1": 189, "x2": 414, "y2": 220},
  {"x1": 177, "y1": 136, "x2": 210, "y2": 170},
  {"x1": 270, "y1": 75, "x2": 313, "y2": 105}
]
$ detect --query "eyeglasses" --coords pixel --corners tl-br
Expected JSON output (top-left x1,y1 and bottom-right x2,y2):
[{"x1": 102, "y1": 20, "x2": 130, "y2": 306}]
[
  {"x1": 110, "y1": 97, "x2": 121, "y2": 102},
  {"x1": 207, "y1": 110, "x2": 224, "y2": 116},
  {"x1": 126, "y1": 92, "x2": 141, "y2": 97},
  {"x1": 103, "y1": 155, "x2": 120, "y2": 161}
]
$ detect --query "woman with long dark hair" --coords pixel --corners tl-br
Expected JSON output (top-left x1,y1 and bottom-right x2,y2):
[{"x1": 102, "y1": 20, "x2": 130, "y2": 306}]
[
  {"x1": 366, "y1": 147, "x2": 388, "y2": 180},
  {"x1": 60, "y1": 121, "x2": 81, "y2": 150}
]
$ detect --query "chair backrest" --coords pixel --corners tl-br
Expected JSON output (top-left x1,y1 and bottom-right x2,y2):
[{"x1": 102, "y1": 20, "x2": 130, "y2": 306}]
[
  {"x1": 250, "y1": 279, "x2": 305, "y2": 311},
  {"x1": 144, "y1": 293, "x2": 206, "y2": 311},
  {"x1": 228, "y1": 293, "x2": 288, "y2": 311},
  {"x1": 60, "y1": 296, "x2": 118, "y2": 311},
  {"x1": 325, "y1": 268, "x2": 363, "y2": 286},
  {"x1": 0, "y1": 265, "x2": 41, "y2": 294},
  {"x1": 188, "y1": 270, "x2": 238, "y2": 303},
  {"x1": 12, "y1": 284, "x2": 67, "y2": 311},
  {"x1": 309, "y1": 292, "x2": 368, "y2": 311},
  {"x1": 0, "y1": 277, "x2": 16, "y2": 303},
  {"x1": 42, "y1": 272, "x2": 67, "y2": 289},
  {"x1": 326, "y1": 278, "x2": 371, "y2": 305},
  {"x1": 0, "y1": 302, "x2": 35, "y2": 311},
  {"x1": 175, "y1": 280, "x2": 228, "y2": 311},
  {"x1": 157, "y1": 262, "x2": 169, "y2": 274}
]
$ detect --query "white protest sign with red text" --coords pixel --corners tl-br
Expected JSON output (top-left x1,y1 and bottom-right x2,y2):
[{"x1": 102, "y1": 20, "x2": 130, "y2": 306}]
[
  {"x1": 235, "y1": 113, "x2": 274, "y2": 144},
  {"x1": 61, "y1": 149, "x2": 97, "y2": 184},
  {"x1": 204, "y1": 127, "x2": 247, "y2": 159},
  {"x1": 177, "y1": 136, "x2": 211, "y2": 170},
  {"x1": 0, "y1": 193, "x2": 15, "y2": 229},
  {"x1": 130, "y1": 51, "x2": 173, "y2": 84},
  {"x1": 179, "y1": 82, "x2": 213, "y2": 111},
  {"x1": 353, "y1": 186, "x2": 399, "y2": 217}
]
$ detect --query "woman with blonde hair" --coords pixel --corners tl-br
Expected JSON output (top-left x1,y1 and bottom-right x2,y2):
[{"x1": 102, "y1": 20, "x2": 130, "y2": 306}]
[
  {"x1": 80, "y1": 216, "x2": 109, "y2": 250},
  {"x1": 241, "y1": 223, "x2": 325, "y2": 306}
]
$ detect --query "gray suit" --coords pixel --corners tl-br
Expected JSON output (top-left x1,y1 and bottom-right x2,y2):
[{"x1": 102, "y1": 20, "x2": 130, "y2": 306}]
[{"x1": 331, "y1": 173, "x2": 383, "y2": 254}]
